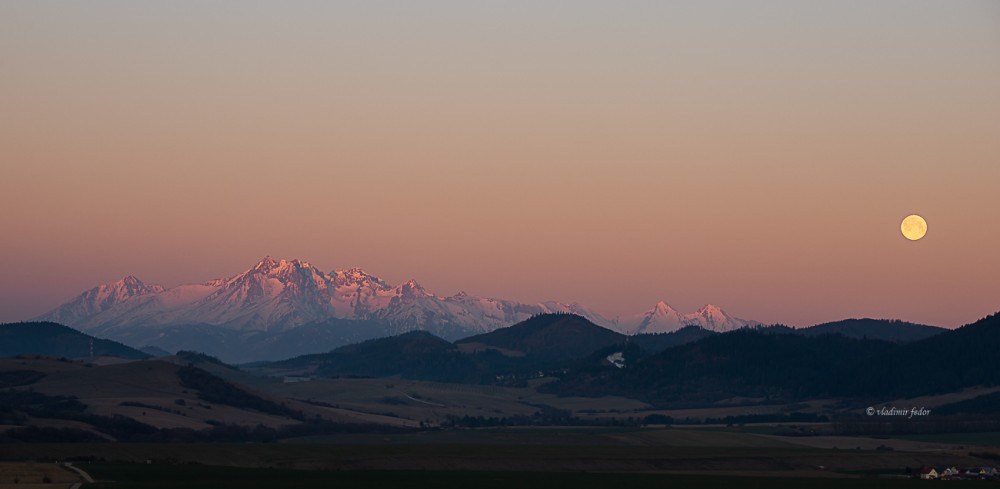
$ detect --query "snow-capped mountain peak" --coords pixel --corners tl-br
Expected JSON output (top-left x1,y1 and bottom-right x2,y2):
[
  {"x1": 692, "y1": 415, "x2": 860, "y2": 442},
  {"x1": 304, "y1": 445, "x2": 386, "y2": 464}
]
[
  {"x1": 35, "y1": 257, "x2": 757, "y2": 355},
  {"x1": 396, "y1": 279, "x2": 431, "y2": 300},
  {"x1": 652, "y1": 301, "x2": 679, "y2": 314},
  {"x1": 252, "y1": 255, "x2": 279, "y2": 272},
  {"x1": 691, "y1": 304, "x2": 755, "y2": 332},
  {"x1": 617, "y1": 301, "x2": 756, "y2": 335},
  {"x1": 35, "y1": 274, "x2": 164, "y2": 326},
  {"x1": 115, "y1": 275, "x2": 164, "y2": 295},
  {"x1": 624, "y1": 301, "x2": 687, "y2": 334},
  {"x1": 331, "y1": 267, "x2": 391, "y2": 290}
]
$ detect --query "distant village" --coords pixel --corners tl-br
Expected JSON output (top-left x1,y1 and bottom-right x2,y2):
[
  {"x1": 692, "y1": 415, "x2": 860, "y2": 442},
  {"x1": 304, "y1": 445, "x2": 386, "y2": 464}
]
[{"x1": 918, "y1": 466, "x2": 999, "y2": 481}]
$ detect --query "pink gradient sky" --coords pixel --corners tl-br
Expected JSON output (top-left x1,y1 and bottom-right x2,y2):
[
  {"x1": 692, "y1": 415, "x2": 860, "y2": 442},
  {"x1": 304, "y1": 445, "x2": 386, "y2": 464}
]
[{"x1": 2, "y1": 2, "x2": 998, "y2": 327}]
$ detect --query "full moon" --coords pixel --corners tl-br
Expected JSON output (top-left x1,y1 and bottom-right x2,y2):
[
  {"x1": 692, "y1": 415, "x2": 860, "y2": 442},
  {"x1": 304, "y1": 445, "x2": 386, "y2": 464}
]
[{"x1": 901, "y1": 214, "x2": 927, "y2": 241}]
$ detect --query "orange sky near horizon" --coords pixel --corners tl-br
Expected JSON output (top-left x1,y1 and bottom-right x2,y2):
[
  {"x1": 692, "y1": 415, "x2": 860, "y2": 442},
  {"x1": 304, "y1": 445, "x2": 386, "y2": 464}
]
[{"x1": 1, "y1": 1, "x2": 998, "y2": 327}]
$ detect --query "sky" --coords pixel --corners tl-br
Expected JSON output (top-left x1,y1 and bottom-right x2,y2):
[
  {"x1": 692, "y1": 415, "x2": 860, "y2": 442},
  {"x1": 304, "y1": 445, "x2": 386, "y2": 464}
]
[{"x1": 1, "y1": 1, "x2": 998, "y2": 328}]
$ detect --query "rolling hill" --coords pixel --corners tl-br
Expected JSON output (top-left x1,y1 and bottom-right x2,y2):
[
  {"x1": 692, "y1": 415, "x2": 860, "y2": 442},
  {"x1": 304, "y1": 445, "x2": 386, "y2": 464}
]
[
  {"x1": 630, "y1": 325, "x2": 717, "y2": 353},
  {"x1": 543, "y1": 311, "x2": 1000, "y2": 406},
  {"x1": 271, "y1": 330, "x2": 485, "y2": 383},
  {"x1": 455, "y1": 313, "x2": 624, "y2": 362},
  {"x1": 263, "y1": 314, "x2": 631, "y2": 384},
  {"x1": 0, "y1": 322, "x2": 148, "y2": 360},
  {"x1": 0, "y1": 355, "x2": 415, "y2": 443},
  {"x1": 797, "y1": 318, "x2": 945, "y2": 343}
]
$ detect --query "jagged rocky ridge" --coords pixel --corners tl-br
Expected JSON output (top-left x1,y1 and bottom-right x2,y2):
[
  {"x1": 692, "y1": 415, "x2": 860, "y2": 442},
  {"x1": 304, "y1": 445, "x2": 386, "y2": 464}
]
[{"x1": 35, "y1": 257, "x2": 758, "y2": 361}]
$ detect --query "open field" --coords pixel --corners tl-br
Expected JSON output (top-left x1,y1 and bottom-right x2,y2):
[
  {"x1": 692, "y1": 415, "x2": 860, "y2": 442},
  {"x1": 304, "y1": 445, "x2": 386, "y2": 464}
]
[
  {"x1": 3, "y1": 426, "x2": 992, "y2": 476},
  {"x1": 0, "y1": 358, "x2": 88, "y2": 375},
  {"x1": 580, "y1": 400, "x2": 838, "y2": 424},
  {"x1": 283, "y1": 426, "x2": 805, "y2": 447},
  {"x1": 0, "y1": 462, "x2": 80, "y2": 488},
  {"x1": 891, "y1": 432, "x2": 1000, "y2": 447},
  {"x1": 6, "y1": 358, "x2": 418, "y2": 432},
  {"x1": 9, "y1": 356, "x2": 999, "y2": 437},
  {"x1": 22, "y1": 360, "x2": 289, "y2": 430},
  {"x1": 83, "y1": 464, "x2": 945, "y2": 489},
  {"x1": 886, "y1": 386, "x2": 1000, "y2": 410},
  {"x1": 669, "y1": 426, "x2": 998, "y2": 452},
  {"x1": 242, "y1": 375, "x2": 651, "y2": 425}
]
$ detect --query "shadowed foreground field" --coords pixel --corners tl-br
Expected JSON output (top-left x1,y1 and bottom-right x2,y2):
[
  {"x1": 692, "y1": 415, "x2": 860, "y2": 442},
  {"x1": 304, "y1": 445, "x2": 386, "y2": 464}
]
[
  {"x1": 0, "y1": 462, "x2": 80, "y2": 487},
  {"x1": 4, "y1": 428, "x2": 998, "y2": 486},
  {"x1": 5, "y1": 441, "x2": 988, "y2": 475},
  {"x1": 84, "y1": 464, "x2": 932, "y2": 489}
]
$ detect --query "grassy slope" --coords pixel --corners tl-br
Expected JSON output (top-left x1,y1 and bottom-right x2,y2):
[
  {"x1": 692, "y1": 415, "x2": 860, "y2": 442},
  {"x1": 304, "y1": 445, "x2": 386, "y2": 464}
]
[{"x1": 247, "y1": 376, "x2": 650, "y2": 425}]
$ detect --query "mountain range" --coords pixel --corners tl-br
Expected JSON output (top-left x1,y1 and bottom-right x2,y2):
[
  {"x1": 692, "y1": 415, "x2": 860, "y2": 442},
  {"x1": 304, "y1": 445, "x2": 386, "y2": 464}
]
[{"x1": 34, "y1": 256, "x2": 759, "y2": 361}]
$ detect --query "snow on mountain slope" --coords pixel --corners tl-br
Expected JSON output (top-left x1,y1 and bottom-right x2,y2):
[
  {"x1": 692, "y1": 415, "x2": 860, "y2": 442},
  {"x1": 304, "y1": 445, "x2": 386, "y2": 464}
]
[
  {"x1": 36, "y1": 257, "x2": 756, "y2": 343},
  {"x1": 618, "y1": 302, "x2": 757, "y2": 334},
  {"x1": 690, "y1": 304, "x2": 756, "y2": 332},
  {"x1": 38, "y1": 275, "x2": 165, "y2": 327},
  {"x1": 618, "y1": 301, "x2": 687, "y2": 335},
  {"x1": 35, "y1": 257, "x2": 609, "y2": 337}
]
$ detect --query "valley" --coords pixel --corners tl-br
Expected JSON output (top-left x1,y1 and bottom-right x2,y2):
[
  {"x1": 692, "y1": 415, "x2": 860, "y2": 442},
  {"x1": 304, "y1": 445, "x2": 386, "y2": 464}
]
[{"x1": 2, "y1": 311, "x2": 998, "y2": 484}]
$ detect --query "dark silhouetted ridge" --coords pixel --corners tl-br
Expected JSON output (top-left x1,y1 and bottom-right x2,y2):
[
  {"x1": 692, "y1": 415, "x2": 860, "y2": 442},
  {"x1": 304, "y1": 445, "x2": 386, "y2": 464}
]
[
  {"x1": 0, "y1": 321, "x2": 148, "y2": 359},
  {"x1": 456, "y1": 313, "x2": 624, "y2": 362},
  {"x1": 798, "y1": 318, "x2": 945, "y2": 343}
]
